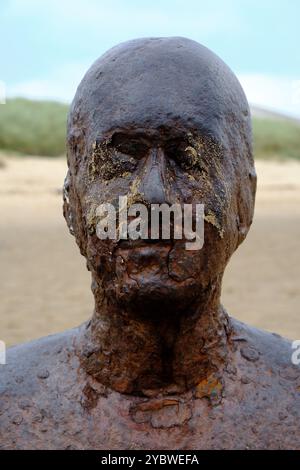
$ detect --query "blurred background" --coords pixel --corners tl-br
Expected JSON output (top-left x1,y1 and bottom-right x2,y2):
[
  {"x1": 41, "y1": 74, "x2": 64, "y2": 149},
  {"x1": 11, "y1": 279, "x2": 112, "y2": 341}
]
[{"x1": 0, "y1": 0, "x2": 299, "y2": 346}]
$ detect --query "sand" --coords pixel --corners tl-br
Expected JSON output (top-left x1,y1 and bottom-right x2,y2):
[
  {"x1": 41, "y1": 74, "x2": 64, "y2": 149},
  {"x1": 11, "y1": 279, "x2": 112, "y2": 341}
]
[{"x1": 0, "y1": 154, "x2": 300, "y2": 346}]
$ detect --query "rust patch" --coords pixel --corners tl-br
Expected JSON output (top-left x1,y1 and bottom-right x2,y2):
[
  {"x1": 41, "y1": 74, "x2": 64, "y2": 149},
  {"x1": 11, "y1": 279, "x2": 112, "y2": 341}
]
[
  {"x1": 195, "y1": 373, "x2": 223, "y2": 404},
  {"x1": 130, "y1": 398, "x2": 191, "y2": 428}
]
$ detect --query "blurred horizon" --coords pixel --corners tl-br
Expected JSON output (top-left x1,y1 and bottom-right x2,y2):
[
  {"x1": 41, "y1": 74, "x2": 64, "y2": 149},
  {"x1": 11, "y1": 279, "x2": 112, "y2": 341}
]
[{"x1": 1, "y1": 97, "x2": 300, "y2": 160}]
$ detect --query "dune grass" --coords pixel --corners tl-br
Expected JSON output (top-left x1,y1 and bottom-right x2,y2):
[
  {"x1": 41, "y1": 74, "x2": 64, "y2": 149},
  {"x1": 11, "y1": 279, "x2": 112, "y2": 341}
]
[
  {"x1": 253, "y1": 117, "x2": 300, "y2": 161},
  {"x1": 0, "y1": 98, "x2": 299, "y2": 159},
  {"x1": 0, "y1": 98, "x2": 68, "y2": 156}
]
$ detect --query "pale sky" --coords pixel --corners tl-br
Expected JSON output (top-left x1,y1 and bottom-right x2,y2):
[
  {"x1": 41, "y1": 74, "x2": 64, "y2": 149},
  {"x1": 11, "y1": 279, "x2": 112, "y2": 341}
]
[{"x1": 1, "y1": 0, "x2": 300, "y2": 117}]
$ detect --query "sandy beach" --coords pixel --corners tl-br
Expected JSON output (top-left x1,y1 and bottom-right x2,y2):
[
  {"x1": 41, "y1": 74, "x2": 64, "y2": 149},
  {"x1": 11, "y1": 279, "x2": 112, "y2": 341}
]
[{"x1": 0, "y1": 155, "x2": 300, "y2": 346}]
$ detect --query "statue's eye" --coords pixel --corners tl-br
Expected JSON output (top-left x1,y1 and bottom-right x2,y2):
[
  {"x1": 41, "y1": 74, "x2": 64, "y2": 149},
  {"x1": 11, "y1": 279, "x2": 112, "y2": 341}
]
[
  {"x1": 89, "y1": 137, "x2": 141, "y2": 181},
  {"x1": 165, "y1": 141, "x2": 200, "y2": 171},
  {"x1": 112, "y1": 151, "x2": 137, "y2": 173},
  {"x1": 115, "y1": 140, "x2": 148, "y2": 158},
  {"x1": 178, "y1": 146, "x2": 200, "y2": 170},
  {"x1": 111, "y1": 133, "x2": 149, "y2": 158}
]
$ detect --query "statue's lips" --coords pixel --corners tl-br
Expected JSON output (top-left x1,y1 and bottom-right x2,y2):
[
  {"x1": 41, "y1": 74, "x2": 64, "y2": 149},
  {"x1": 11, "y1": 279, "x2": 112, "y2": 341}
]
[{"x1": 116, "y1": 239, "x2": 172, "y2": 250}]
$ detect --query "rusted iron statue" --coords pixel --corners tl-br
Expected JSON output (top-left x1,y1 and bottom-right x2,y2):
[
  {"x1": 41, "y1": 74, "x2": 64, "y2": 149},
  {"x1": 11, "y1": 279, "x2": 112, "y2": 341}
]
[{"x1": 1, "y1": 37, "x2": 299, "y2": 449}]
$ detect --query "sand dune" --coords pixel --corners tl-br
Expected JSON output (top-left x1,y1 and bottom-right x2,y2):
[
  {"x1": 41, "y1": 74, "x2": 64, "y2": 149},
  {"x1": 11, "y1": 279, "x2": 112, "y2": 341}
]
[{"x1": 0, "y1": 155, "x2": 300, "y2": 346}]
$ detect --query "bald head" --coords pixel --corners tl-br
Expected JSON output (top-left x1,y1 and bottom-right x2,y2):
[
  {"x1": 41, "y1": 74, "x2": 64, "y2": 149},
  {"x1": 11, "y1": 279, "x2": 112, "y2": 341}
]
[{"x1": 68, "y1": 37, "x2": 251, "y2": 151}]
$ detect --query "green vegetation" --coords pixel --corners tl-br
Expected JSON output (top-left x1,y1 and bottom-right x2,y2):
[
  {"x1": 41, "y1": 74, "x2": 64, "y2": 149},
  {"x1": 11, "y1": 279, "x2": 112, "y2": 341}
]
[
  {"x1": 253, "y1": 117, "x2": 300, "y2": 161},
  {"x1": 0, "y1": 98, "x2": 299, "y2": 159},
  {"x1": 0, "y1": 98, "x2": 68, "y2": 156}
]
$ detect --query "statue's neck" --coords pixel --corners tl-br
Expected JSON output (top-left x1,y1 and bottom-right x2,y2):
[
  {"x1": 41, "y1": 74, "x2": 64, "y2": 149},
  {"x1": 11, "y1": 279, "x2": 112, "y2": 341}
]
[{"x1": 80, "y1": 281, "x2": 231, "y2": 396}]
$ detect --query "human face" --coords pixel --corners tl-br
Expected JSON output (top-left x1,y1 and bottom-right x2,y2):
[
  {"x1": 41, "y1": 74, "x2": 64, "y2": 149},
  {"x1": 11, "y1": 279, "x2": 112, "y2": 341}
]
[{"x1": 69, "y1": 122, "x2": 241, "y2": 316}]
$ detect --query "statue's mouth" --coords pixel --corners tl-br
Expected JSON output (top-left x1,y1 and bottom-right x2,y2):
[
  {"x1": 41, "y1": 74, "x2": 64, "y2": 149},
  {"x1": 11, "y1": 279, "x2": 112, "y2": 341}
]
[{"x1": 117, "y1": 238, "x2": 172, "y2": 250}]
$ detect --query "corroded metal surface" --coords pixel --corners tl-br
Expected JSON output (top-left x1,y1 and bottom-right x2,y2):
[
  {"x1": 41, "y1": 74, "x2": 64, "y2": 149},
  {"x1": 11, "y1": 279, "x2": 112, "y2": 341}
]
[{"x1": 1, "y1": 37, "x2": 299, "y2": 449}]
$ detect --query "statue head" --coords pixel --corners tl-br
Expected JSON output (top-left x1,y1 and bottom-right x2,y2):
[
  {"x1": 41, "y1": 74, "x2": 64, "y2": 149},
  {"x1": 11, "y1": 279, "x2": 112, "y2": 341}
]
[{"x1": 64, "y1": 37, "x2": 256, "y2": 317}]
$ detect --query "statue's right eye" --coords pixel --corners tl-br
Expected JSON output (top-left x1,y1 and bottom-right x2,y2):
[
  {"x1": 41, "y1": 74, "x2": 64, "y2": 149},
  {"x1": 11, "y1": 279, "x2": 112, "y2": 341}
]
[
  {"x1": 89, "y1": 138, "x2": 139, "y2": 181},
  {"x1": 115, "y1": 140, "x2": 148, "y2": 158},
  {"x1": 110, "y1": 133, "x2": 149, "y2": 159},
  {"x1": 112, "y1": 151, "x2": 137, "y2": 173}
]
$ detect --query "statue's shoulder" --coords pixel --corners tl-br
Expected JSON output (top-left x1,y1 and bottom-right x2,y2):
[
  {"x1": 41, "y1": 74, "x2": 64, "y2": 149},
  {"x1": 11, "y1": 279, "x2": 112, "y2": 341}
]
[
  {"x1": 0, "y1": 325, "x2": 91, "y2": 449},
  {"x1": 230, "y1": 317, "x2": 299, "y2": 378},
  {"x1": 0, "y1": 325, "x2": 84, "y2": 402}
]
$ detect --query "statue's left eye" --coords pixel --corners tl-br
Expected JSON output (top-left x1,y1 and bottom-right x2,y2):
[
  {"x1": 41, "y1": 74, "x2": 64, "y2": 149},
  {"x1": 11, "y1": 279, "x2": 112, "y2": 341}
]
[{"x1": 165, "y1": 140, "x2": 200, "y2": 171}]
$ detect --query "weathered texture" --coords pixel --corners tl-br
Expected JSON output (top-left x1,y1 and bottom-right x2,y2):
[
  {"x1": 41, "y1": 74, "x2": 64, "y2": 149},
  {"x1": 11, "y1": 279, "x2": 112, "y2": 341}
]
[
  {"x1": 1, "y1": 37, "x2": 299, "y2": 449},
  {"x1": 1, "y1": 321, "x2": 300, "y2": 449}
]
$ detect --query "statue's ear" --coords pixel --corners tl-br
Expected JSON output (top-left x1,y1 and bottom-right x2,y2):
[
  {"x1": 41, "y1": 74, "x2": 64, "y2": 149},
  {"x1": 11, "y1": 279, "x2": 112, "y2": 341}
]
[
  {"x1": 63, "y1": 170, "x2": 74, "y2": 236},
  {"x1": 236, "y1": 166, "x2": 257, "y2": 248},
  {"x1": 62, "y1": 170, "x2": 88, "y2": 257}
]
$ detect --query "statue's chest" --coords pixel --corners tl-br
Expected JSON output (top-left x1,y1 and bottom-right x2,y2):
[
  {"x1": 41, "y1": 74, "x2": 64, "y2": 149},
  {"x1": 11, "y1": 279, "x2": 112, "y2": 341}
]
[
  {"x1": 71, "y1": 388, "x2": 300, "y2": 450},
  {"x1": 3, "y1": 385, "x2": 300, "y2": 450}
]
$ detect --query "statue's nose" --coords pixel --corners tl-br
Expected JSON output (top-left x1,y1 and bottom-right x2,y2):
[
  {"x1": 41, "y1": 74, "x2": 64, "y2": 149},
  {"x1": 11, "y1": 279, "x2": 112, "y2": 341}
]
[{"x1": 139, "y1": 147, "x2": 167, "y2": 204}]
